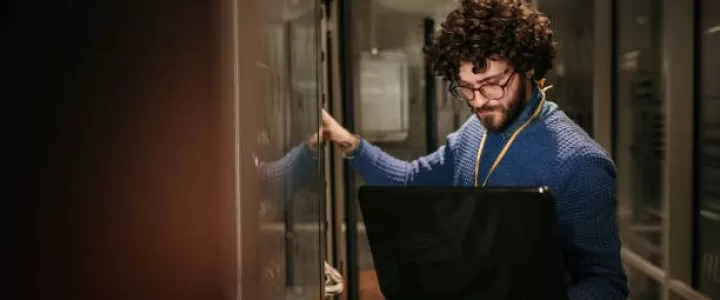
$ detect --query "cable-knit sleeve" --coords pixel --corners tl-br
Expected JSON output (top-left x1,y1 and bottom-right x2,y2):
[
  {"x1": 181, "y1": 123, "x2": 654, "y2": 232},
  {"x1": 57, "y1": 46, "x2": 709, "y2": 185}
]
[
  {"x1": 257, "y1": 142, "x2": 318, "y2": 197},
  {"x1": 347, "y1": 133, "x2": 458, "y2": 186}
]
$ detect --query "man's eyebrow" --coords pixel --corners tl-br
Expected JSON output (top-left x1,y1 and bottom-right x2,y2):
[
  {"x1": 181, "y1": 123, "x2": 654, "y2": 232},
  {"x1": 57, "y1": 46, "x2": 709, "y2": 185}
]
[
  {"x1": 457, "y1": 80, "x2": 472, "y2": 86},
  {"x1": 458, "y1": 69, "x2": 511, "y2": 85},
  {"x1": 479, "y1": 69, "x2": 510, "y2": 83}
]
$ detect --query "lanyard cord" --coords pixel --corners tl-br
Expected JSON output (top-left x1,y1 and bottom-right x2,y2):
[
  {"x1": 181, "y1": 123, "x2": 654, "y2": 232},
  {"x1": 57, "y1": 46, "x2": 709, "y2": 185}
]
[{"x1": 473, "y1": 90, "x2": 547, "y2": 187}]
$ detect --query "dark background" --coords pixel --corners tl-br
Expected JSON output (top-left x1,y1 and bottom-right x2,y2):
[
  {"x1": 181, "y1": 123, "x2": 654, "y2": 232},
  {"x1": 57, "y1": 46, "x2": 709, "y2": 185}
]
[{"x1": 5, "y1": 0, "x2": 244, "y2": 299}]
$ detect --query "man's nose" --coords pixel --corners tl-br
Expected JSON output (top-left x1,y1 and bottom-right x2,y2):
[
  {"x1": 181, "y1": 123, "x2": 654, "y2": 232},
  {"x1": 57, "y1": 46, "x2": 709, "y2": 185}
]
[{"x1": 469, "y1": 91, "x2": 488, "y2": 109}]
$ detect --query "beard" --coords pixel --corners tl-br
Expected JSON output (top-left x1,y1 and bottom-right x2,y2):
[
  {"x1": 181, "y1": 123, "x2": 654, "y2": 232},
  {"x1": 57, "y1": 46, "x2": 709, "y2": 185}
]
[{"x1": 473, "y1": 81, "x2": 528, "y2": 132}]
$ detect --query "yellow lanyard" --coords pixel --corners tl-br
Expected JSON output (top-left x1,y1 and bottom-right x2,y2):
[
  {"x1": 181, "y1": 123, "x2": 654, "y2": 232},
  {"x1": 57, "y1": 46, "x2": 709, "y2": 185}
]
[{"x1": 473, "y1": 90, "x2": 547, "y2": 187}]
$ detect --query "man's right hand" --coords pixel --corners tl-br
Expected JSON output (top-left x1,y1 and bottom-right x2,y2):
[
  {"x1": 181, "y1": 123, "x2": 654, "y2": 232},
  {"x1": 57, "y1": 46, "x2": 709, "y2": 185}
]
[{"x1": 321, "y1": 109, "x2": 360, "y2": 155}]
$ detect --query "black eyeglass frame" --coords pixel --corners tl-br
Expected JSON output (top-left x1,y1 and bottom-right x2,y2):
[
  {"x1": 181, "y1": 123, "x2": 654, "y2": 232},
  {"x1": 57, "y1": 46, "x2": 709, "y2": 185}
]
[{"x1": 449, "y1": 72, "x2": 517, "y2": 102}]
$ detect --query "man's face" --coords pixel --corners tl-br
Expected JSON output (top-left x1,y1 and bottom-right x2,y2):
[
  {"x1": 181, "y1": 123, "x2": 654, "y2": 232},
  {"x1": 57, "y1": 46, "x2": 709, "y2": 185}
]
[{"x1": 456, "y1": 60, "x2": 527, "y2": 132}]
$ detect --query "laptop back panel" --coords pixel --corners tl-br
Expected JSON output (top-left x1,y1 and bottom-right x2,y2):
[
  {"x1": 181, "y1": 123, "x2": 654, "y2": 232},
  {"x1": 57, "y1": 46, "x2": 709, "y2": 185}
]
[{"x1": 357, "y1": 186, "x2": 568, "y2": 300}]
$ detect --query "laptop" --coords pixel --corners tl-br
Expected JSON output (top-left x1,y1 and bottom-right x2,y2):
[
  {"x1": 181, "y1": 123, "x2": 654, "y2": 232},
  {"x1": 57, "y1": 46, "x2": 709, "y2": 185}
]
[{"x1": 357, "y1": 186, "x2": 569, "y2": 300}]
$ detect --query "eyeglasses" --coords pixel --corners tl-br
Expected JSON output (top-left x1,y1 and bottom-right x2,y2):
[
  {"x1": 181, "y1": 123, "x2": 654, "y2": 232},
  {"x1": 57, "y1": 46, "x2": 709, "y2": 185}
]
[{"x1": 449, "y1": 72, "x2": 516, "y2": 102}]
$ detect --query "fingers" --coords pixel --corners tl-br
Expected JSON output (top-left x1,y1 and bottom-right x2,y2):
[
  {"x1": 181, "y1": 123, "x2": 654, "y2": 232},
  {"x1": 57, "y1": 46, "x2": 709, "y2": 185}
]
[
  {"x1": 321, "y1": 108, "x2": 334, "y2": 126},
  {"x1": 321, "y1": 127, "x2": 331, "y2": 140},
  {"x1": 308, "y1": 129, "x2": 328, "y2": 153},
  {"x1": 320, "y1": 109, "x2": 354, "y2": 143},
  {"x1": 307, "y1": 133, "x2": 319, "y2": 152},
  {"x1": 317, "y1": 129, "x2": 325, "y2": 144}
]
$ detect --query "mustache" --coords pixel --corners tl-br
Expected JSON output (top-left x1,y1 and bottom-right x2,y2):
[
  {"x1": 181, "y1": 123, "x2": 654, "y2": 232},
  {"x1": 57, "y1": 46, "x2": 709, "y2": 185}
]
[{"x1": 474, "y1": 106, "x2": 504, "y2": 114}]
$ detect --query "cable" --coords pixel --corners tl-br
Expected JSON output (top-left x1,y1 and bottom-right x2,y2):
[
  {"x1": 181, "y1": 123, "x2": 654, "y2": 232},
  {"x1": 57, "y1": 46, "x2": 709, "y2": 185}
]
[{"x1": 324, "y1": 261, "x2": 344, "y2": 296}]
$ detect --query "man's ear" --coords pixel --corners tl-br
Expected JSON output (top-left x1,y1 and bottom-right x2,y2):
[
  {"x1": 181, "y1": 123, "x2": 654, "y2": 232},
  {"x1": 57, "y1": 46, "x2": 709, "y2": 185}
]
[
  {"x1": 525, "y1": 69, "x2": 535, "y2": 79},
  {"x1": 538, "y1": 78, "x2": 547, "y2": 88}
]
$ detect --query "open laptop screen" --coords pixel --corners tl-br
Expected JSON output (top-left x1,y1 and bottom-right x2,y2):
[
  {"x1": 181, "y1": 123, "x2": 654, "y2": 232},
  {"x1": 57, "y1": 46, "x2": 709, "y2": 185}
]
[{"x1": 357, "y1": 186, "x2": 568, "y2": 300}]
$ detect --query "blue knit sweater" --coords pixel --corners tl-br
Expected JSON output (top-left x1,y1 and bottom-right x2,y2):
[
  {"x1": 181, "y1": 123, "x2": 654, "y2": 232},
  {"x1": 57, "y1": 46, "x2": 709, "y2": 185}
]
[{"x1": 349, "y1": 87, "x2": 629, "y2": 299}]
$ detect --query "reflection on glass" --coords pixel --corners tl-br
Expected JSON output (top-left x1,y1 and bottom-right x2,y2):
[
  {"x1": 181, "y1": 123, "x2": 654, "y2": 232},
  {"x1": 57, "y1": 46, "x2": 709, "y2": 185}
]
[
  {"x1": 540, "y1": 0, "x2": 594, "y2": 133},
  {"x1": 255, "y1": 0, "x2": 324, "y2": 298},
  {"x1": 626, "y1": 265, "x2": 662, "y2": 300},
  {"x1": 615, "y1": 0, "x2": 664, "y2": 268},
  {"x1": 696, "y1": 0, "x2": 720, "y2": 297}
]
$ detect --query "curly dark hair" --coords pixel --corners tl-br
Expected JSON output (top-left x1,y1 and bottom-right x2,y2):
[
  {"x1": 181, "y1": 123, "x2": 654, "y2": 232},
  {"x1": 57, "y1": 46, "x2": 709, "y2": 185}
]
[{"x1": 424, "y1": 0, "x2": 556, "y2": 81}]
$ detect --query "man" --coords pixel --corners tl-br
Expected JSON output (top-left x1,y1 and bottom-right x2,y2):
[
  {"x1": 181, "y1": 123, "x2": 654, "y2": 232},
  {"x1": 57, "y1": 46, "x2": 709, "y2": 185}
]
[{"x1": 320, "y1": 0, "x2": 629, "y2": 298}]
